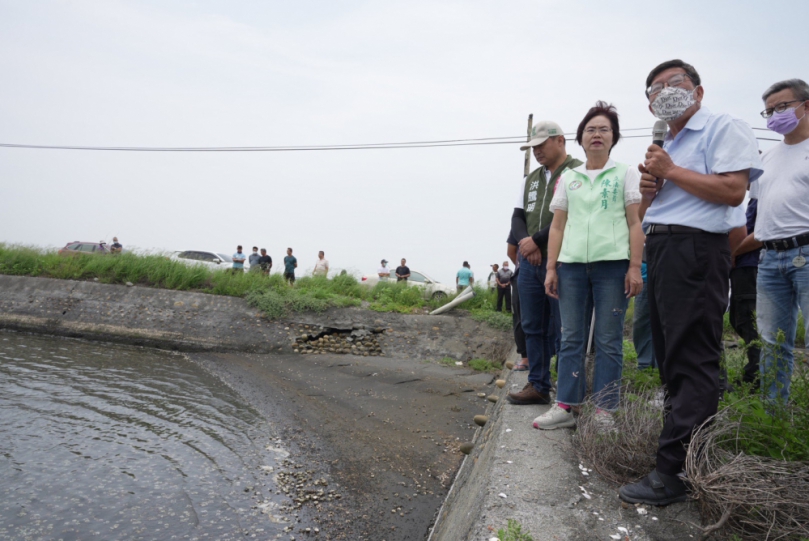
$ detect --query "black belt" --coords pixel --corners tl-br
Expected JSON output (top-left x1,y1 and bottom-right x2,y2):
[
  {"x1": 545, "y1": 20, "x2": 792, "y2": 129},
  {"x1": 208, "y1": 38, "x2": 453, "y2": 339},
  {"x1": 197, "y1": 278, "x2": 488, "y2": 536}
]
[
  {"x1": 645, "y1": 224, "x2": 719, "y2": 235},
  {"x1": 762, "y1": 233, "x2": 809, "y2": 252}
]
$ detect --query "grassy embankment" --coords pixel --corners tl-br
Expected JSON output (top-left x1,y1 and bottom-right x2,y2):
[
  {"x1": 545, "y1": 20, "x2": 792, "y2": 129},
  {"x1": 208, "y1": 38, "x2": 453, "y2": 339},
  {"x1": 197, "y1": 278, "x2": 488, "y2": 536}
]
[{"x1": 0, "y1": 244, "x2": 512, "y2": 330}]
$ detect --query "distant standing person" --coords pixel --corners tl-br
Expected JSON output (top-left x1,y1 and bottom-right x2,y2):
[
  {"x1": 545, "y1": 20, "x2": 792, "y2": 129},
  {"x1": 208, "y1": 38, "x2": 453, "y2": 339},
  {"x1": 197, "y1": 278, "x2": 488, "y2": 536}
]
[
  {"x1": 496, "y1": 261, "x2": 513, "y2": 312},
  {"x1": 258, "y1": 248, "x2": 273, "y2": 275},
  {"x1": 313, "y1": 251, "x2": 329, "y2": 277},
  {"x1": 378, "y1": 259, "x2": 391, "y2": 280},
  {"x1": 456, "y1": 262, "x2": 474, "y2": 293},
  {"x1": 248, "y1": 246, "x2": 261, "y2": 272},
  {"x1": 110, "y1": 237, "x2": 123, "y2": 254},
  {"x1": 283, "y1": 248, "x2": 297, "y2": 284},
  {"x1": 232, "y1": 245, "x2": 246, "y2": 273},
  {"x1": 395, "y1": 259, "x2": 410, "y2": 282}
]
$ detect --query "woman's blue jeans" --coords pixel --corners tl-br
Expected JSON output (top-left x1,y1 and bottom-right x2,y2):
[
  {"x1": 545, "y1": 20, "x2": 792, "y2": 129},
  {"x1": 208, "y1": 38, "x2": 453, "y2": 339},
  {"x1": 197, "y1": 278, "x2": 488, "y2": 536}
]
[{"x1": 556, "y1": 260, "x2": 629, "y2": 411}]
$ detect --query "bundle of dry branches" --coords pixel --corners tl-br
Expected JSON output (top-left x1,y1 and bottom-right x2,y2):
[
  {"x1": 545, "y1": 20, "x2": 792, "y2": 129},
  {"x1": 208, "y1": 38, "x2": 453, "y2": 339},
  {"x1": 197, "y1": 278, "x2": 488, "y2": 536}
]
[
  {"x1": 573, "y1": 387, "x2": 663, "y2": 485},
  {"x1": 685, "y1": 408, "x2": 809, "y2": 540}
]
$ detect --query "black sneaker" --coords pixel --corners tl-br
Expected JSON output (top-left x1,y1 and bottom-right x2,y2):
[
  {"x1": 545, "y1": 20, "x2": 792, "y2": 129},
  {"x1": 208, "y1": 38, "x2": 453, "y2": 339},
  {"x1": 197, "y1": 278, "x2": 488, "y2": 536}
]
[{"x1": 618, "y1": 470, "x2": 688, "y2": 506}]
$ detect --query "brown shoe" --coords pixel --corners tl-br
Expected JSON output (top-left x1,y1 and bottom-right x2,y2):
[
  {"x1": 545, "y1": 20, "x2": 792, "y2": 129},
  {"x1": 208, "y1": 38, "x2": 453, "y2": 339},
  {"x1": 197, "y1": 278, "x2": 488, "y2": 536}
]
[{"x1": 506, "y1": 383, "x2": 551, "y2": 405}]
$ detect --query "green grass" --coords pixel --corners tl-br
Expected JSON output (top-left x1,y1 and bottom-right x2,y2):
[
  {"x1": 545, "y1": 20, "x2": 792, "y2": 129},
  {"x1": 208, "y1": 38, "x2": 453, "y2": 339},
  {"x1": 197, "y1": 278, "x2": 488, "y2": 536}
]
[
  {"x1": 720, "y1": 339, "x2": 809, "y2": 461},
  {"x1": 497, "y1": 519, "x2": 533, "y2": 541},
  {"x1": 0, "y1": 245, "x2": 514, "y2": 328},
  {"x1": 436, "y1": 357, "x2": 458, "y2": 367},
  {"x1": 468, "y1": 358, "x2": 499, "y2": 372}
]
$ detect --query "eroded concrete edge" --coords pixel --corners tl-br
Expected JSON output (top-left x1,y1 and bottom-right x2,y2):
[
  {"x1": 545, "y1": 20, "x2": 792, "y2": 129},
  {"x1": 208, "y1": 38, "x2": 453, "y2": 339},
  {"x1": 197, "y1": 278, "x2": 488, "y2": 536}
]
[{"x1": 428, "y1": 351, "x2": 514, "y2": 541}]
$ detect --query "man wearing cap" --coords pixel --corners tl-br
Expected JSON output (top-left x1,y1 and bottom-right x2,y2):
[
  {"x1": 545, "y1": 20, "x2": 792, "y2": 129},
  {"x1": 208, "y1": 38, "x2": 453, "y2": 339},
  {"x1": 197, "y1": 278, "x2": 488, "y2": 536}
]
[
  {"x1": 619, "y1": 59, "x2": 762, "y2": 506},
  {"x1": 248, "y1": 246, "x2": 261, "y2": 272},
  {"x1": 507, "y1": 121, "x2": 582, "y2": 406},
  {"x1": 110, "y1": 237, "x2": 123, "y2": 254},
  {"x1": 378, "y1": 259, "x2": 391, "y2": 280}
]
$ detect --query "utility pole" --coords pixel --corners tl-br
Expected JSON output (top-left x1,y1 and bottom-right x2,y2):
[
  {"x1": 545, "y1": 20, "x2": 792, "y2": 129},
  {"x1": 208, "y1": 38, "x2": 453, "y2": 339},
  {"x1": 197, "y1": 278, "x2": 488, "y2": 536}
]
[{"x1": 523, "y1": 114, "x2": 533, "y2": 177}]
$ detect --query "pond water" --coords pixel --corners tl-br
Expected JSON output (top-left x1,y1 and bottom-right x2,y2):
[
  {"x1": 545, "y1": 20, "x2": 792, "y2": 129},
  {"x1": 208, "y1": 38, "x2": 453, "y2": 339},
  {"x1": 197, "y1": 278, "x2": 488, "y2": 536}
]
[{"x1": 0, "y1": 332, "x2": 288, "y2": 540}]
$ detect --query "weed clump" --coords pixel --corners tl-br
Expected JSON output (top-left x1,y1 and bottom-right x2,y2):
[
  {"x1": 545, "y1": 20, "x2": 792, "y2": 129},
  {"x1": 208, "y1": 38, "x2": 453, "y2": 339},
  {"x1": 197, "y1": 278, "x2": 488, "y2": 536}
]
[
  {"x1": 497, "y1": 519, "x2": 533, "y2": 541},
  {"x1": 468, "y1": 358, "x2": 499, "y2": 372}
]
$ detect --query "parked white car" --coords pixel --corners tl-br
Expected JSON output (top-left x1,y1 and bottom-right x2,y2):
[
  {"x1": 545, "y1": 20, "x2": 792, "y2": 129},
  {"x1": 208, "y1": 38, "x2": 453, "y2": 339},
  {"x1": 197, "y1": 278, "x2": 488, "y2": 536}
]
[
  {"x1": 360, "y1": 269, "x2": 455, "y2": 300},
  {"x1": 170, "y1": 250, "x2": 249, "y2": 272}
]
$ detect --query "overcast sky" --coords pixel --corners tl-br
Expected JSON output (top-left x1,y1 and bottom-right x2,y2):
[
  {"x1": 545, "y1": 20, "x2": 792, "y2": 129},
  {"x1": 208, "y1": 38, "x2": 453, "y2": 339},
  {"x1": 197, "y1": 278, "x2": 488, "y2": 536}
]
[{"x1": 0, "y1": 0, "x2": 801, "y2": 284}]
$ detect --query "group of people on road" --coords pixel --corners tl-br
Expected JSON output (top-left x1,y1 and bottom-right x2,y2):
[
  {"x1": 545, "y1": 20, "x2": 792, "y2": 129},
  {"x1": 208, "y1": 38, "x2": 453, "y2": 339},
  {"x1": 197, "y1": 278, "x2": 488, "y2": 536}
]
[
  {"x1": 504, "y1": 58, "x2": 808, "y2": 507},
  {"x1": 230, "y1": 246, "x2": 329, "y2": 284}
]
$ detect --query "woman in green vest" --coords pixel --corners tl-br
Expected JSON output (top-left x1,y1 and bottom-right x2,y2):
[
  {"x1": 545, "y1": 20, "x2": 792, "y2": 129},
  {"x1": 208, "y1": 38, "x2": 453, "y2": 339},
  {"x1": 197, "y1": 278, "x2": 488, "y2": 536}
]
[{"x1": 533, "y1": 101, "x2": 645, "y2": 430}]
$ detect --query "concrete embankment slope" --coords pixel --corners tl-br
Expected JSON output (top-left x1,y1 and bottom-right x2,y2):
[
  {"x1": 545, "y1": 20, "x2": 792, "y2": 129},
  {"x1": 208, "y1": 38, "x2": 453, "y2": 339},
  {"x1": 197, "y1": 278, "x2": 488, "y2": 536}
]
[{"x1": 0, "y1": 275, "x2": 508, "y2": 361}]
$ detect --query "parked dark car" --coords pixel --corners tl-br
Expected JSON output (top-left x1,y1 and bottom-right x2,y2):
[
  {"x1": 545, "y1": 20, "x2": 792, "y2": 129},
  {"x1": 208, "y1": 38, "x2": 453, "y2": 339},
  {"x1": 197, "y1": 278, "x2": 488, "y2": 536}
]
[{"x1": 58, "y1": 241, "x2": 110, "y2": 256}]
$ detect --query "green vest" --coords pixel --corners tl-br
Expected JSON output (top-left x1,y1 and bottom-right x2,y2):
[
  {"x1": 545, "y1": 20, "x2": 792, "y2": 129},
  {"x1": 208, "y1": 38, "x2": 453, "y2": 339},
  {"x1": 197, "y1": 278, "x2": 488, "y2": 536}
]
[
  {"x1": 558, "y1": 162, "x2": 631, "y2": 264},
  {"x1": 523, "y1": 155, "x2": 583, "y2": 254}
]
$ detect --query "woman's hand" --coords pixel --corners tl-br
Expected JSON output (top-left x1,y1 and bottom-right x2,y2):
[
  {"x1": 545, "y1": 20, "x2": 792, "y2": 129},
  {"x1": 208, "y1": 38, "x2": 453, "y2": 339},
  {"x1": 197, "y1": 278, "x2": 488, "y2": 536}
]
[
  {"x1": 545, "y1": 267, "x2": 559, "y2": 299},
  {"x1": 625, "y1": 266, "x2": 643, "y2": 298}
]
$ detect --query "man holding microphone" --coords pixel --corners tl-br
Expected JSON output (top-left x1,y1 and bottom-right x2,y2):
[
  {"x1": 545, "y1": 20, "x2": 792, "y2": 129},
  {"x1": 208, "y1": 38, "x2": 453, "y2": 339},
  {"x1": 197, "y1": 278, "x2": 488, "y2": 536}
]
[{"x1": 619, "y1": 60, "x2": 762, "y2": 506}]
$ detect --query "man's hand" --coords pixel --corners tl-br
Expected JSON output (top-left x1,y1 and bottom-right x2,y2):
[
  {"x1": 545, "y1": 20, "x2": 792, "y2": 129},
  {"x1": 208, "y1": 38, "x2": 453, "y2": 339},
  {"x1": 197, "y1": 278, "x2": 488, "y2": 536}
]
[
  {"x1": 643, "y1": 144, "x2": 678, "y2": 180},
  {"x1": 638, "y1": 163, "x2": 659, "y2": 202},
  {"x1": 520, "y1": 237, "x2": 543, "y2": 265}
]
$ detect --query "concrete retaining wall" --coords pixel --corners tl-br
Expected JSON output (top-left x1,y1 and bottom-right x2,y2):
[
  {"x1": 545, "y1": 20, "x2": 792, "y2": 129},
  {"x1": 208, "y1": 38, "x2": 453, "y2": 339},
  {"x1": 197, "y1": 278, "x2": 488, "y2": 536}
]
[{"x1": 0, "y1": 275, "x2": 282, "y2": 352}]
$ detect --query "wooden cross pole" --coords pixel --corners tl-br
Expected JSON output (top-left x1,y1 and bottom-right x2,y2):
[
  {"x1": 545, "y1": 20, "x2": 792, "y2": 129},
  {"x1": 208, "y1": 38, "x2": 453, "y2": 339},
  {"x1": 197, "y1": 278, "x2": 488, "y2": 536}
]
[{"x1": 524, "y1": 114, "x2": 533, "y2": 178}]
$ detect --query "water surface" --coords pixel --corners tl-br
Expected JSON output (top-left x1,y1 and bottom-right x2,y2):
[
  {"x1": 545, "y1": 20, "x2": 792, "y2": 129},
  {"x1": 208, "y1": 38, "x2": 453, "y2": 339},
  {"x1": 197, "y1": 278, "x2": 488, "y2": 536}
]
[{"x1": 0, "y1": 332, "x2": 286, "y2": 540}]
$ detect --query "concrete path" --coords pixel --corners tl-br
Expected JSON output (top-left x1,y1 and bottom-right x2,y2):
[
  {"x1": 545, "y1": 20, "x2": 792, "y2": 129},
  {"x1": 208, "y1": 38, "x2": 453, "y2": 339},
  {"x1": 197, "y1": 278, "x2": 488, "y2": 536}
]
[{"x1": 432, "y1": 365, "x2": 703, "y2": 541}]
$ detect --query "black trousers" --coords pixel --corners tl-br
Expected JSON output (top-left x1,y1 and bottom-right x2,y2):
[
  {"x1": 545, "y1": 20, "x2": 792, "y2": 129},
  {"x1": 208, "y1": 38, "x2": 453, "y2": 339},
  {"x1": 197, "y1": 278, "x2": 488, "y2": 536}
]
[
  {"x1": 511, "y1": 278, "x2": 526, "y2": 356},
  {"x1": 496, "y1": 285, "x2": 512, "y2": 312},
  {"x1": 729, "y1": 266, "x2": 760, "y2": 387},
  {"x1": 646, "y1": 231, "x2": 730, "y2": 476}
]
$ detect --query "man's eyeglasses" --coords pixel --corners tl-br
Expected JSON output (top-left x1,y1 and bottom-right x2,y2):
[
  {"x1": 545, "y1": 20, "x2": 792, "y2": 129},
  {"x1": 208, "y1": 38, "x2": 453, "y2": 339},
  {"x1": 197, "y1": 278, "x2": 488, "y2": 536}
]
[
  {"x1": 584, "y1": 127, "x2": 612, "y2": 135},
  {"x1": 760, "y1": 100, "x2": 805, "y2": 118},
  {"x1": 647, "y1": 74, "x2": 692, "y2": 97}
]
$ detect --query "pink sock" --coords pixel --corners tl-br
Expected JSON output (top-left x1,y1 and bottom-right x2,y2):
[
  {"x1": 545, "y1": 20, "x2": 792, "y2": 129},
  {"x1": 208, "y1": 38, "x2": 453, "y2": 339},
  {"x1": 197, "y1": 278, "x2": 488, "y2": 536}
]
[{"x1": 558, "y1": 403, "x2": 570, "y2": 411}]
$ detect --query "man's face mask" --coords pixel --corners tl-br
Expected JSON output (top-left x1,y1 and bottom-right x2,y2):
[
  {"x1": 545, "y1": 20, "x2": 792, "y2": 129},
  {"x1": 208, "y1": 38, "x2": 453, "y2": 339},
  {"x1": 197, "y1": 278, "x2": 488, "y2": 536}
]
[
  {"x1": 651, "y1": 86, "x2": 697, "y2": 121},
  {"x1": 767, "y1": 104, "x2": 805, "y2": 135}
]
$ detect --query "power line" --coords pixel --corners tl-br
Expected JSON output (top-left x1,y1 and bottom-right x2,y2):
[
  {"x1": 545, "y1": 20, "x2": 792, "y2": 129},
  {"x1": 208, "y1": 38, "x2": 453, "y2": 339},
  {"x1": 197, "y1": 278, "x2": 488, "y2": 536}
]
[{"x1": 0, "y1": 128, "x2": 777, "y2": 152}]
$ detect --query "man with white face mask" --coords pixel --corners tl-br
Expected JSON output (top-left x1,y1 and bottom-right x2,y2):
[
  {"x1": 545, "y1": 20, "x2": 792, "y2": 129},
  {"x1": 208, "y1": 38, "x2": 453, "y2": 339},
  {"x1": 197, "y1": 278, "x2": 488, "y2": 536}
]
[
  {"x1": 619, "y1": 59, "x2": 763, "y2": 507},
  {"x1": 751, "y1": 79, "x2": 809, "y2": 404}
]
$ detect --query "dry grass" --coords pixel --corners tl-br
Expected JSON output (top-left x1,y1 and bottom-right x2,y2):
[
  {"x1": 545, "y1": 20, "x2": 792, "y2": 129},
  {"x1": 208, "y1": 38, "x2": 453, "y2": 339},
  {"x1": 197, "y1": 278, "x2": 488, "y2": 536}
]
[
  {"x1": 684, "y1": 408, "x2": 809, "y2": 540},
  {"x1": 572, "y1": 387, "x2": 663, "y2": 485}
]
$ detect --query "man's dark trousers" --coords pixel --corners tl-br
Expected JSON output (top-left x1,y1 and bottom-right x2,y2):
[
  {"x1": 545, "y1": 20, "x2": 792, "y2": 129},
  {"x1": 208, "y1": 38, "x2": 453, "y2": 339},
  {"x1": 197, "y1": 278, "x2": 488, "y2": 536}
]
[
  {"x1": 517, "y1": 254, "x2": 558, "y2": 395},
  {"x1": 646, "y1": 230, "x2": 730, "y2": 476},
  {"x1": 496, "y1": 284, "x2": 512, "y2": 312},
  {"x1": 511, "y1": 276, "x2": 527, "y2": 357},
  {"x1": 729, "y1": 266, "x2": 760, "y2": 388}
]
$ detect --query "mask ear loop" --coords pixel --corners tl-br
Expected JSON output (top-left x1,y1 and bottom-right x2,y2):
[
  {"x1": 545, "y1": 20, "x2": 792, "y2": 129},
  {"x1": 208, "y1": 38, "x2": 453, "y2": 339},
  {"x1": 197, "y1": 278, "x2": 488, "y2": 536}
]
[{"x1": 797, "y1": 101, "x2": 808, "y2": 121}]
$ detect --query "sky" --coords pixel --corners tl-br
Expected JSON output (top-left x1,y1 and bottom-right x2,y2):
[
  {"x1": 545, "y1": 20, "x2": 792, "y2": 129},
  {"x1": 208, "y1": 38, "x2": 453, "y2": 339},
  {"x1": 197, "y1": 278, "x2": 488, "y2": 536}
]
[{"x1": 0, "y1": 0, "x2": 802, "y2": 284}]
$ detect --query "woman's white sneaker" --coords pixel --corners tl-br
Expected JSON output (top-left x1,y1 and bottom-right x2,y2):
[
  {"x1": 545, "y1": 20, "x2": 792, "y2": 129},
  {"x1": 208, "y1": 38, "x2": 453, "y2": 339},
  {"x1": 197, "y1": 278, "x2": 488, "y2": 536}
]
[{"x1": 532, "y1": 404, "x2": 576, "y2": 430}]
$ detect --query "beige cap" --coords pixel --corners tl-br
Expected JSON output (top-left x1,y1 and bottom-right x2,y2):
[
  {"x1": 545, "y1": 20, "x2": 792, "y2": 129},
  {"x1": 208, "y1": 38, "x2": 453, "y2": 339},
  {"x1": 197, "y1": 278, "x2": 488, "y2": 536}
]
[{"x1": 519, "y1": 120, "x2": 564, "y2": 150}]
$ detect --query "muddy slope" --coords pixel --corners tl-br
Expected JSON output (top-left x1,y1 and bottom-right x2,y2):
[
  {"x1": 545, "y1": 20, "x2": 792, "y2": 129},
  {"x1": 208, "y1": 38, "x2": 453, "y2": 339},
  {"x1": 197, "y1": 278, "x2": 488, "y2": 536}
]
[{"x1": 192, "y1": 350, "x2": 503, "y2": 541}]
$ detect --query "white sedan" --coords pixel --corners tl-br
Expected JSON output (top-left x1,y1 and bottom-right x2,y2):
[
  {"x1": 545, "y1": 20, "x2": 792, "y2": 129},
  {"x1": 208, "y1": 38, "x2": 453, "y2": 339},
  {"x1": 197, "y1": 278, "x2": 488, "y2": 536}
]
[
  {"x1": 360, "y1": 269, "x2": 455, "y2": 300},
  {"x1": 170, "y1": 250, "x2": 249, "y2": 272}
]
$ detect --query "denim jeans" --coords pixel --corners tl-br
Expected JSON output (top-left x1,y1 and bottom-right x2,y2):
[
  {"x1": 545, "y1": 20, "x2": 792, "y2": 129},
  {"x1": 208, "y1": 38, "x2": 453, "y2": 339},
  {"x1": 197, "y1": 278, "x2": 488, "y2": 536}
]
[
  {"x1": 556, "y1": 260, "x2": 629, "y2": 411},
  {"x1": 517, "y1": 254, "x2": 559, "y2": 395},
  {"x1": 632, "y1": 282, "x2": 656, "y2": 370},
  {"x1": 756, "y1": 247, "x2": 809, "y2": 402}
]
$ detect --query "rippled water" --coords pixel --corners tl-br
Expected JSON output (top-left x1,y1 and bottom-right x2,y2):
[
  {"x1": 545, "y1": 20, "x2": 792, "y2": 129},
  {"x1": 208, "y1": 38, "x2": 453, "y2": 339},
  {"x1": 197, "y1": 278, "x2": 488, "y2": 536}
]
[{"x1": 0, "y1": 332, "x2": 288, "y2": 540}]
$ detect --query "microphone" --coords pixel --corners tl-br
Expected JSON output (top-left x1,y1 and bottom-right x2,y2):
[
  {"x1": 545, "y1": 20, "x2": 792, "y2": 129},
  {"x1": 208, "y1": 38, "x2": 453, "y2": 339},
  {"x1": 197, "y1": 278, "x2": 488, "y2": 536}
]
[
  {"x1": 652, "y1": 120, "x2": 667, "y2": 148},
  {"x1": 651, "y1": 120, "x2": 668, "y2": 189}
]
